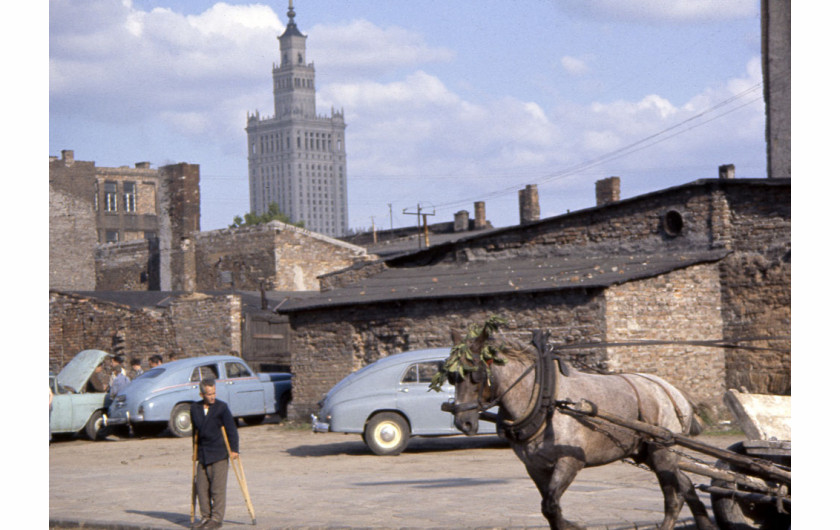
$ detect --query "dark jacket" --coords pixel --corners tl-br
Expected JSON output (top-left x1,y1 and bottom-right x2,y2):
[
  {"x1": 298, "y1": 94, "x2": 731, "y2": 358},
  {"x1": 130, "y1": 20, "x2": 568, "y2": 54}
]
[{"x1": 190, "y1": 399, "x2": 239, "y2": 466}]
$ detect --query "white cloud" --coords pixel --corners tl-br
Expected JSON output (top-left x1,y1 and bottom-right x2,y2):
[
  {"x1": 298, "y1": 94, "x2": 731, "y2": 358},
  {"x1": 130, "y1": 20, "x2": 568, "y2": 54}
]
[
  {"x1": 308, "y1": 20, "x2": 454, "y2": 77},
  {"x1": 561, "y1": 56, "x2": 589, "y2": 76},
  {"x1": 556, "y1": 0, "x2": 758, "y2": 23}
]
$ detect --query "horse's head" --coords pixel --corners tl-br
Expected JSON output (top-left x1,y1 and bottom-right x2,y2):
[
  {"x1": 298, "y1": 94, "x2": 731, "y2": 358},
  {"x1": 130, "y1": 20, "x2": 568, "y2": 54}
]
[{"x1": 431, "y1": 316, "x2": 508, "y2": 436}]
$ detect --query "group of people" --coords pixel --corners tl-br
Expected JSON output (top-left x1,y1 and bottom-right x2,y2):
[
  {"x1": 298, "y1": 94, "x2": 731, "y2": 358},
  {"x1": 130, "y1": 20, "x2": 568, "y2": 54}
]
[{"x1": 86, "y1": 354, "x2": 164, "y2": 398}]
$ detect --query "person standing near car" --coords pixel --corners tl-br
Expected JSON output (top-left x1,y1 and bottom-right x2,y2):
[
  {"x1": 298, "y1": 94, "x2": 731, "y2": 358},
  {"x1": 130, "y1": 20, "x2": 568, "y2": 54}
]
[{"x1": 190, "y1": 378, "x2": 239, "y2": 529}]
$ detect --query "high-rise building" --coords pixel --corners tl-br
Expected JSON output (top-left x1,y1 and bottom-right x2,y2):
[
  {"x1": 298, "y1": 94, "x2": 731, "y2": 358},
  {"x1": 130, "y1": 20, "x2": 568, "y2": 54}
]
[{"x1": 246, "y1": 2, "x2": 348, "y2": 237}]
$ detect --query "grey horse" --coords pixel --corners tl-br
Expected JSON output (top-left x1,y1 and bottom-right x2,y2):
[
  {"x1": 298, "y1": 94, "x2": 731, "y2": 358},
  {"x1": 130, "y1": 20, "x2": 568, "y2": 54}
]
[{"x1": 438, "y1": 319, "x2": 716, "y2": 530}]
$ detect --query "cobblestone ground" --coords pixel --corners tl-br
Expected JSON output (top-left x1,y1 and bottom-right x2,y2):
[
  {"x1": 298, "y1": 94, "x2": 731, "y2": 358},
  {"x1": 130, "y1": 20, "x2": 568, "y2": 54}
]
[{"x1": 49, "y1": 420, "x2": 742, "y2": 529}]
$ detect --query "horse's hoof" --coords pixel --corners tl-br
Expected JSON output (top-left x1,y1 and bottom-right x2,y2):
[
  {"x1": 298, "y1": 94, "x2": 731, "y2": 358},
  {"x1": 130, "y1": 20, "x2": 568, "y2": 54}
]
[{"x1": 561, "y1": 520, "x2": 586, "y2": 530}]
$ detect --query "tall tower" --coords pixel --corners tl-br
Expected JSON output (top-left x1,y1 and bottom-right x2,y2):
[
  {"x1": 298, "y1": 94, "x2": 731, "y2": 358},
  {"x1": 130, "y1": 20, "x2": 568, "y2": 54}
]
[{"x1": 246, "y1": 1, "x2": 349, "y2": 237}]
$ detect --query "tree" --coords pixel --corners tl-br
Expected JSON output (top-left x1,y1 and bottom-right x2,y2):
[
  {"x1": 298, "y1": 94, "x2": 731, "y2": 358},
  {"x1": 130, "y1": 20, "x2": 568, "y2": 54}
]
[{"x1": 230, "y1": 202, "x2": 304, "y2": 229}]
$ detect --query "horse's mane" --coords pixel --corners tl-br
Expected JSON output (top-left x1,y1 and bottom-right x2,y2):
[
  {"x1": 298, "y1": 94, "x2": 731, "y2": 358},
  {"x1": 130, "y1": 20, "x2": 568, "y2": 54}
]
[{"x1": 489, "y1": 334, "x2": 536, "y2": 363}]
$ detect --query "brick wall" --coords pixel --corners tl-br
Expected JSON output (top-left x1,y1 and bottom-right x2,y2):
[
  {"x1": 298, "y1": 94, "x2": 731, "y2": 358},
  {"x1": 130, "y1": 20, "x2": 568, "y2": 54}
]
[
  {"x1": 95, "y1": 239, "x2": 156, "y2": 290},
  {"x1": 193, "y1": 222, "x2": 368, "y2": 292},
  {"x1": 49, "y1": 152, "x2": 98, "y2": 291},
  {"x1": 287, "y1": 290, "x2": 605, "y2": 420},
  {"x1": 604, "y1": 263, "x2": 726, "y2": 409},
  {"x1": 49, "y1": 291, "x2": 243, "y2": 373},
  {"x1": 50, "y1": 185, "x2": 98, "y2": 290}
]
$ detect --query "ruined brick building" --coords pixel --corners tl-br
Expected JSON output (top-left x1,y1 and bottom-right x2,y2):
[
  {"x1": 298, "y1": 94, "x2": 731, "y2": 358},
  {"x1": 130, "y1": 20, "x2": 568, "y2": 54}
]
[{"x1": 276, "y1": 175, "x2": 790, "y2": 421}]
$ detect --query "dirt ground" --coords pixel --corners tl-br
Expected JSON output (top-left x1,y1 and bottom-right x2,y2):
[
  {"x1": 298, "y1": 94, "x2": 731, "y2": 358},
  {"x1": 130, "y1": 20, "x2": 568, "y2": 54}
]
[{"x1": 49, "y1": 419, "x2": 743, "y2": 529}]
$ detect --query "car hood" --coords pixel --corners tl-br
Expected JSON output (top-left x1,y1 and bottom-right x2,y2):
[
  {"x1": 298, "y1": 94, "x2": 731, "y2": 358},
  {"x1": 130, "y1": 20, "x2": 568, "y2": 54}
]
[{"x1": 56, "y1": 349, "x2": 110, "y2": 393}]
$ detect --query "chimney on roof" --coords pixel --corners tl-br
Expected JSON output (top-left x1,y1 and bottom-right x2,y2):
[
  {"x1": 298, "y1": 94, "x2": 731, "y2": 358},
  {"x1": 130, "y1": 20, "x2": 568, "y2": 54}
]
[
  {"x1": 474, "y1": 201, "x2": 487, "y2": 229},
  {"x1": 136, "y1": 162, "x2": 151, "y2": 169},
  {"x1": 719, "y1": 164, "x2": 735, "y2": 179},
  {"x1": 596, "y1": 176, "x2": 621, "y2": 206},
  {"x1": 453, "y1": 210, "x2": 469, "y2": 232},
  {"x1": 61, "y1": 150, "x2": 74, "y2": 166},
  {"x1": 519, "y1": 184, "x2": 540, "y2": 225}
]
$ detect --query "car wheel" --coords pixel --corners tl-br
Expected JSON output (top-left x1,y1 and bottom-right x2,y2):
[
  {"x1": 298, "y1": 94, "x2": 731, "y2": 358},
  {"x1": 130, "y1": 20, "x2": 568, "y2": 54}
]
[
  {"x1": 364, "y1": 412, "x2": 410, "y2": 456},
  {"x1": 168, "y1": 403, "x2": 193, "y2": 438},
  {"x1": 242, "y1": 415, "x2": 266, "y2": 426},
  {"x1": 84, "y1": 410, "x2": 109, "y2": 441}
]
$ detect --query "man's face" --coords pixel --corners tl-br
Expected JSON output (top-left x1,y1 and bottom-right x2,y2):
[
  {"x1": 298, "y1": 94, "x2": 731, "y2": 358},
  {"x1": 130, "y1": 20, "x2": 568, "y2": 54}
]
[{"x1": 201, "y1": 385, "x2": 216, "y2": 406}]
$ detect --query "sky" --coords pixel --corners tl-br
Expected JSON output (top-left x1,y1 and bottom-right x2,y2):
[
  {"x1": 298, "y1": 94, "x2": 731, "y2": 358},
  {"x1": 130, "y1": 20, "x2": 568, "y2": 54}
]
[{"x1": 49, "y1": 0, "x2": 771, "y2": 233}]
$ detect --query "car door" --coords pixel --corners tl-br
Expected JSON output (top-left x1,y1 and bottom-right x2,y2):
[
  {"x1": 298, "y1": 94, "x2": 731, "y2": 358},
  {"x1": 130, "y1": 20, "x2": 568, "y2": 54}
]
[
  {"x1": 220, "y1": 360, "x2": 265, "y2": 416},
  {"x1": 395, "y1": 360, "x2": 458, "y2": 435},
  {"x1": 188, "y1": 362, "x2": 229, "y2": 404}
]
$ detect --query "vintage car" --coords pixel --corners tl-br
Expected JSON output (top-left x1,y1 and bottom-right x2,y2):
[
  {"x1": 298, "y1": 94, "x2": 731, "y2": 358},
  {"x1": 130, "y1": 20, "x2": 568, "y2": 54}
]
[
  {"x1": 106, "y1": 355, "x2": 292, "y2": 437},
  {"x1": 50, "y1": 349, "x2": 112, "y2": 440},
  {"x1": 311, "y1": 348, "x2": 497, "y2": 455}
]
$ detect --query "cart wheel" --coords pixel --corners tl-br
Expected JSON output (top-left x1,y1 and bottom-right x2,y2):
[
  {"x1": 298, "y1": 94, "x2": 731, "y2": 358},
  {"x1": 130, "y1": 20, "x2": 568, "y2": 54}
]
[{"x1": 710, "y1": 442, "x2": 791, "y2": 530}]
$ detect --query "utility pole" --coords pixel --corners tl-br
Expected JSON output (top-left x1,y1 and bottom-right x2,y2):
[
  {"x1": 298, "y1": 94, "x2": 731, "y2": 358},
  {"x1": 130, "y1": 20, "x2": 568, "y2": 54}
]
[
  {"x1": 402, "y1": 203, "x2": 435, "y2": 249},
  {"x1": 371, "y1": 216, "x2": 377, "y2": 243},
  {"x1": 387, "y1": 203, "x2": 393, "y2": 230}
]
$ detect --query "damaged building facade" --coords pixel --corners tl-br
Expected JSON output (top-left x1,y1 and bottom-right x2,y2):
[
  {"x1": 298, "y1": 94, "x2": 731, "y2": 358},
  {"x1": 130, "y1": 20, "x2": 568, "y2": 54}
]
[{"x1": 275, "y1": 176, "x2": 790, "y2": 421}]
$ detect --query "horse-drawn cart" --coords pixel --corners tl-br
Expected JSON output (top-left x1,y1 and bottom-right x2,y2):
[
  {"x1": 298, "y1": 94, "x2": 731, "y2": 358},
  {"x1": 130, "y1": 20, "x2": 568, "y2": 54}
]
[{"x1": 556, "y1": 389, "x2": 791, "y2": 530}]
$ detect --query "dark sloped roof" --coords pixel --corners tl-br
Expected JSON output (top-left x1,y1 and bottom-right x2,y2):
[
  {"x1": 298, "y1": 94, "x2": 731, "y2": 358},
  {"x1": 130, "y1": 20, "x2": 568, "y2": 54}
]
[
  {"x1": 275, "y1": 249, "x2": 730, "y2": 313},
  {"x1": 61, "y1": 290, "x2": 321, "y2": 314}
]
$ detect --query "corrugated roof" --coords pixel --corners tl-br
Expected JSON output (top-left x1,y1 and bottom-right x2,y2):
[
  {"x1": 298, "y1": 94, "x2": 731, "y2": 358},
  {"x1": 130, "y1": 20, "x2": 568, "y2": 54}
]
[{"x1": 275, "y1": 249, "x2": 730, "y2": 312}]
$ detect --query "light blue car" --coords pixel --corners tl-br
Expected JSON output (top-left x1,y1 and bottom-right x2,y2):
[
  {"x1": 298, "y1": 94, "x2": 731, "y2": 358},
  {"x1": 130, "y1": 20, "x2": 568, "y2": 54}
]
[
  {"x1": 311, "y1": 348, "x2": 497, "y2": 455},
  {"x1": 50, "y1": 349, "x2": 111, "y2": 440},
  {"x1": 107, "y1": 355, "x2": 292, "y2": 437}
]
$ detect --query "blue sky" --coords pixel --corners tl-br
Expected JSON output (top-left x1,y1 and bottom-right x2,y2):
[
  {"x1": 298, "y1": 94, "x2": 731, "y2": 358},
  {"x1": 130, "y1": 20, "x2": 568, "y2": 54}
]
[{"x1": 49, "y1": 0, "x2": 768, "y2": 232}]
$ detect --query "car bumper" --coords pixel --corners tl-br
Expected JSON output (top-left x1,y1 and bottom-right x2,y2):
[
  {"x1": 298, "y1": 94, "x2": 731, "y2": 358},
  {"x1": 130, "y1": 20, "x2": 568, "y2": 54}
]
[
  {"x1": 104, "y1": 409, "x2": 130, "y2": 426},
  {"x1": 311, "y1": 414, "x2": 330, "y2": 433}
]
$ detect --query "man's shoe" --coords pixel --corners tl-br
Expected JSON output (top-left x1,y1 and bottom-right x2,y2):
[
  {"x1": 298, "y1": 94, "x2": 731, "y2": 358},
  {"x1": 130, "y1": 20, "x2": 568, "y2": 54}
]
[
  {"x1": 190, "y1": 518, "x2": 209, "y2": 529},
  {"x1": 203, "y1": 520, "x2": 222, "y2": 529}
]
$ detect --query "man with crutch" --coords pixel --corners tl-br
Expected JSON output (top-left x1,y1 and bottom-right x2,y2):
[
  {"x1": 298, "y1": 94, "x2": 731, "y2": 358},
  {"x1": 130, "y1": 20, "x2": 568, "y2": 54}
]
[{"x1": 190, "y1": 378, "x2": 238, "y2": 529}]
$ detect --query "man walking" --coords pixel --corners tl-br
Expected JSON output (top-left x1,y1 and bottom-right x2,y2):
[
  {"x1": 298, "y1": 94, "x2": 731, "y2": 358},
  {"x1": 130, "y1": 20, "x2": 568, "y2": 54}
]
[{"x1": 190, "y1": 379, "x2": 239, "y2": 529}]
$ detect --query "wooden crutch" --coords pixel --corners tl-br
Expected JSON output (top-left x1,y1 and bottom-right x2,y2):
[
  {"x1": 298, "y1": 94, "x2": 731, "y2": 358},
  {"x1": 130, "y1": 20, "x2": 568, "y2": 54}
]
[
  {"x1": 221, "y1": 426, "x2": 256, "y2": 525},
  {"x1": 190, "y1": 430, "x2": 198, "y2": 524}
]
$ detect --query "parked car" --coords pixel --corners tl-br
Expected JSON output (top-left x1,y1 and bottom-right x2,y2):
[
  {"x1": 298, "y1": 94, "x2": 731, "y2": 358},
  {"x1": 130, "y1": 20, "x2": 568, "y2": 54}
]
[
  {"x1": 106, "y1": 355, "x2": 292, "y2": 437},
  {"x1": 311, "y1": 348, "x2": 498, "y2": 455},
  {"x1": 50, "y1": 349, "x2": 111, "y2": 440}
]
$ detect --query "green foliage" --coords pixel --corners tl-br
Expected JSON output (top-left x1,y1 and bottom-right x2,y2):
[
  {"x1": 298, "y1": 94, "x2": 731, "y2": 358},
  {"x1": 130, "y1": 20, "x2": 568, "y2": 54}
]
[
  {"x1": 429, "y1": 315, "x2": 509, "y2": 392},
  {"x1": 229, "y1": 202, "x2": 304, "y2": 229}
]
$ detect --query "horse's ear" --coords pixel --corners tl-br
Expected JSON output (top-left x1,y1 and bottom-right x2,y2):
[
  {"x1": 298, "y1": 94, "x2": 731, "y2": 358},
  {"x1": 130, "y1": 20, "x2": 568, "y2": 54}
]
[{"x1": 450, "y1": 328, "x2": 463, "y2": 345}]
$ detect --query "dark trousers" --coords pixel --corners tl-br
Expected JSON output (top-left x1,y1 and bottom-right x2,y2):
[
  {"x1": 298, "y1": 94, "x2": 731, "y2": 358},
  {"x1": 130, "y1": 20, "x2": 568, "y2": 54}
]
[{"x1": 196, "y1": 458, "x2": 229, "y2": 523}]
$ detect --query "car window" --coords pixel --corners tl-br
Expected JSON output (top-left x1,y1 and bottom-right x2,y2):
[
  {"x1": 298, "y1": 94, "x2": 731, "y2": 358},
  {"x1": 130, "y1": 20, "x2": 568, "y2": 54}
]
[
  {"x1": 225, "y1": 362, "x2": 251, "y2": 379},
  {"x1": 418, "y1": 361, "x2": 443, "y2": 383},
  {"x1": 190, "y1": 364, "x2": 219, "y2": 382},
  {"x1": 136, "y1": 368, "x2": 164, "y2": 380},
  {"x1": 401, "y1": 362, "x2": 443, "y2": 384},
  {"x1": 401, "y1": 365, "x2": 418, "y2": 383}
]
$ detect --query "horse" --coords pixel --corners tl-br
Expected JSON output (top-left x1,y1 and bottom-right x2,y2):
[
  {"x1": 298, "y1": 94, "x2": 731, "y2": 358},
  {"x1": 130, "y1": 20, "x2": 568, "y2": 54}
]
[{"x1": 437, "y1": 318, "x2": 716, "y2": 530}]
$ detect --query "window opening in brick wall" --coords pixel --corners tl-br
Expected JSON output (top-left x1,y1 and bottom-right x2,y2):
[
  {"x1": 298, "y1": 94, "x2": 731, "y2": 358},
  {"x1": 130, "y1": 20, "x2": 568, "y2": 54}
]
[
  {"x1": 105, "y1": 230, "x2": 119, "y2": 243},
  {"x1": 663, "y1": 210, "x2": 684, "y2": 237},
  {"x1": 123, "y1": 181, "x2": 136, "y2": 212},
  {"x1": 104, "y1": 181, "x2": 118, "y2": 212}
]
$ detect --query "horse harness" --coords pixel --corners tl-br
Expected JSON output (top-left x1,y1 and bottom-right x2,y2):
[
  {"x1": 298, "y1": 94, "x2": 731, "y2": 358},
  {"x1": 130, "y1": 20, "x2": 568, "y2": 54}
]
[{"x1": 494, "y1": 330, "x2": 560, "y2": 444}]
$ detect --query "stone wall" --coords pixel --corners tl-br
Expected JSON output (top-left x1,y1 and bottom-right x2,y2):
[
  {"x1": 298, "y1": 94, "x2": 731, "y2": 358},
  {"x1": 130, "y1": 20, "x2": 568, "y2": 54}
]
[
  {"x1": 287, "y1": 290, "x2": 606, "y2": 420},
  {"x1": 49, "y1": 291, "x2": 243, "y2": 373},
  {"x1": 718, "y1": 184, "x2": 791, "y2": 394},
  {"x1": 604, "y1": 263, "x2": 726, "y2": 409}
]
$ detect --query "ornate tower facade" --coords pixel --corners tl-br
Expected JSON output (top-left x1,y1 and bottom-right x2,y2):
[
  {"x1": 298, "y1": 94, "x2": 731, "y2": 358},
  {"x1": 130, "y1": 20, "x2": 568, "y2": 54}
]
[{"x1": 246, "y1": 1, "x2": 348, "y2": 237}]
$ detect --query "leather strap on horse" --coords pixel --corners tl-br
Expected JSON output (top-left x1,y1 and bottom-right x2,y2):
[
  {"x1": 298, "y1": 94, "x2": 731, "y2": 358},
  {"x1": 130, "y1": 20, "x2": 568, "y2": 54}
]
[{"x1": 497, "y1": 329, "x2": 558, "y2": 444}]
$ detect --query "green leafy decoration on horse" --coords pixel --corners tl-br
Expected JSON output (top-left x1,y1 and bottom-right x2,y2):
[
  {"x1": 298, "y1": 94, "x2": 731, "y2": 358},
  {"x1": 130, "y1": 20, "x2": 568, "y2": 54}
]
[{"x1": 429, "y1": 315, "x2": 509, "y2": 392}]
